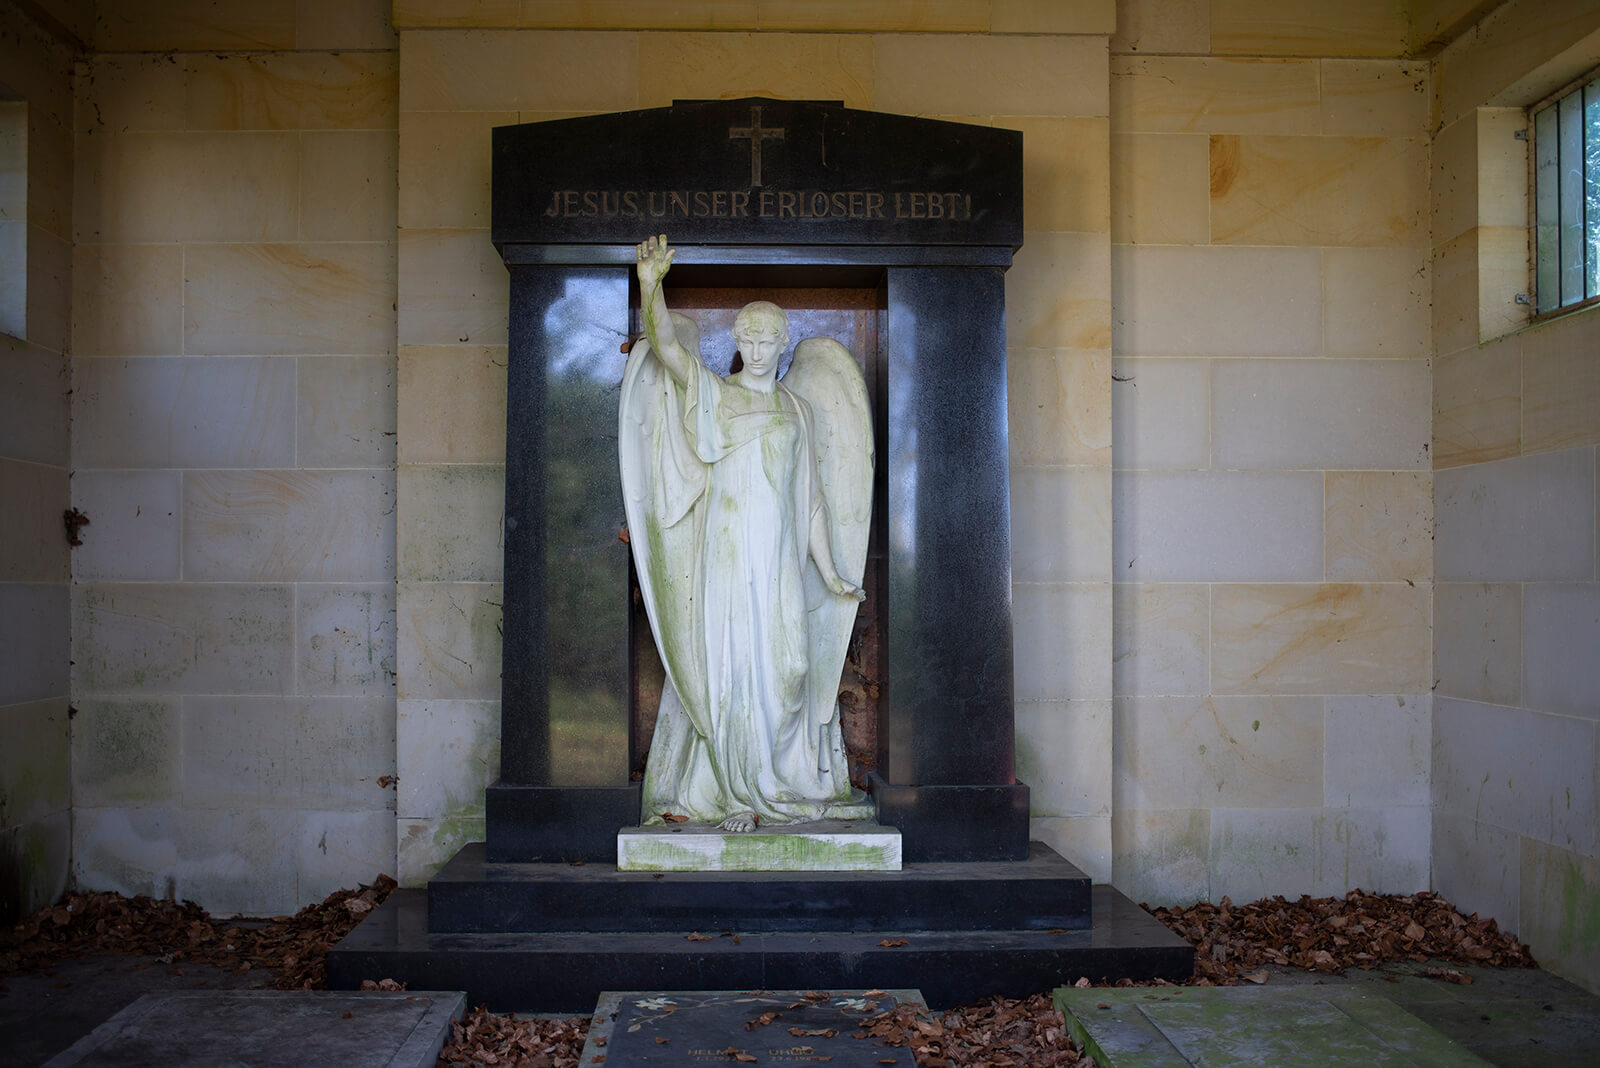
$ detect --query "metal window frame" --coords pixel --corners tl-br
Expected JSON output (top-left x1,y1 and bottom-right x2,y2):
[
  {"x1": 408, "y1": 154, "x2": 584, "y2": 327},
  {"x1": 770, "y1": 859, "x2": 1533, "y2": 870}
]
[{"x1": 1528, "y1": 68, "x2": 1600, "y2": 321}]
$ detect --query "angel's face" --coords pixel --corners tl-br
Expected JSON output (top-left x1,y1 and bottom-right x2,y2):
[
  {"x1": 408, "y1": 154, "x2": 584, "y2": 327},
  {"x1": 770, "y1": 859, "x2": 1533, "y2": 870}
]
[{"x1": 738, "y1": 331, "x2": 784, "y2": 380}]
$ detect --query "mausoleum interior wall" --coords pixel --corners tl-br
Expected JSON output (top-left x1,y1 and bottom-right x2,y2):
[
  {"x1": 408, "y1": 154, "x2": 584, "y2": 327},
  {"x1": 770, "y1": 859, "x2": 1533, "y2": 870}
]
[
  {"x1": 0, "y1": 0, "x2": 75, "y2": 924},
  {"x1": 1426, "y1": 0, "x2": 1600, "y2": 993},
  {"x1": 32, "y1": 2, "x2": 1589, "y2": 963},
  {"x1": 65, "y1": 0, "x2": 403, "y2": 915},
  {"x1": 1108, "y1": 1, "x2": 1436, "y2": 909}
]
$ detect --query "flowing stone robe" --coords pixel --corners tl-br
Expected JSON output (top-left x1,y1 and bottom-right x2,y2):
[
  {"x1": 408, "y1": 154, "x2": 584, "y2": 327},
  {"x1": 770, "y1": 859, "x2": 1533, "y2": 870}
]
[{"x1": 620, "y1": 320, "x2": 872, "y2": 826}]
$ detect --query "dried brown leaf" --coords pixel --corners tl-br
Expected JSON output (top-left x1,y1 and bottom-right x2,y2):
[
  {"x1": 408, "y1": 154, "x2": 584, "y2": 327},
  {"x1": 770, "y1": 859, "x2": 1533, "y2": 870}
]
[{"x1": 1422, "y1": 967, "x2": 1474, "y2": 985}]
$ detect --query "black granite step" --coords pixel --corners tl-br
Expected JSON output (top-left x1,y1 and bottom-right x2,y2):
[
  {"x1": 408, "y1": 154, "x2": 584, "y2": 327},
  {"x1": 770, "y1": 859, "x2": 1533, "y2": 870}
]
[
  {"x1": 427, "y1": 841, "x2": 1092, "y2": 933},
  {"x1": 328, "y1": 885, "x2": 1195, "y2": 1012}
]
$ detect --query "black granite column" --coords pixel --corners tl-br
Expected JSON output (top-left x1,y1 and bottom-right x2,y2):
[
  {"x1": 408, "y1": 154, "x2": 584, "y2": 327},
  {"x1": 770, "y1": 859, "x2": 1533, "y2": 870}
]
[
  {"x1": 870, "y1": 266, "x2": 1030, "y2": 861},
  {"x1": 487, "y1": 264, "x2": 642, "y2": 861}
]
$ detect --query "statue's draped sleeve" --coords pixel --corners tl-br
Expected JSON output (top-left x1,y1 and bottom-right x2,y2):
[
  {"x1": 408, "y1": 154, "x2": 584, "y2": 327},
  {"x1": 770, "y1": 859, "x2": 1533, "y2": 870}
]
[{"x1": 618, "y1": 314, "x2": 712, "y2": 738}]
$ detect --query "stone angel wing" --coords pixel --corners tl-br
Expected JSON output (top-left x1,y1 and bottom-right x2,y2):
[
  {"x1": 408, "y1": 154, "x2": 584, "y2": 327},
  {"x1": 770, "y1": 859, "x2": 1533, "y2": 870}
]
[
  {"x1": 617, "y1": 311, "x2": 711, "y2": 738},
  {"x1": 784, "y1": 336, "x2": 875, "y2": 729}
]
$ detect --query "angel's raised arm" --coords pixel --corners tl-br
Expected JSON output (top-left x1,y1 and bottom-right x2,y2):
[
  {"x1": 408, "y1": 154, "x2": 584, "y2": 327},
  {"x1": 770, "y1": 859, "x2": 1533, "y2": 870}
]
[{"x1": 636, "y1": 235, "x2": 697, "y2": 386}]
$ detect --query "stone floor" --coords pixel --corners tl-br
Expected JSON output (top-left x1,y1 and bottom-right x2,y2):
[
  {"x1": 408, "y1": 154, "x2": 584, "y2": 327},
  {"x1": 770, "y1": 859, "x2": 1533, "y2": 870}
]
[
  {"x1": 1, "y1": 954, "x2": 273, "y2": 1067},
  {"x1": 4, "y1": 953, "x2": 1598, "y2": 1067}
]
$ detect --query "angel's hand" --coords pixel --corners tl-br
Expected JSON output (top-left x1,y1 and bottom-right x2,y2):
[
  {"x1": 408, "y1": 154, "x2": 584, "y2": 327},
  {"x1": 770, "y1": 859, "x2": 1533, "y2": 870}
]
[
  {"x1": 636, "y1": 234, "x2": 673, "y2": 288},
  {"x1": 827, "y1": 575, "x2": 867, "y2": 602}
]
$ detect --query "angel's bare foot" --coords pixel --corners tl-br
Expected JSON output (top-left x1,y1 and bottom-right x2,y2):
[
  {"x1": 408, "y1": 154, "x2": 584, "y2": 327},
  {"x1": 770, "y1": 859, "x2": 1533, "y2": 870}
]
[{"x1": 719, "y1": 812, "x2": 757, "y2": 832}]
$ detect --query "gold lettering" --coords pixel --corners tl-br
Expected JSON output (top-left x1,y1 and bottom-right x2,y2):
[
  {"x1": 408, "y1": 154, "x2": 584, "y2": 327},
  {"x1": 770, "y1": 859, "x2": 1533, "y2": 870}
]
[
  {"x1": 848, "y1": 191, "x2": 865, "y2": 218},
  {"x1": 893, "y1": 192, "x2": 906, "y2": 218},
  {"x1": 711, "y1": 190, "x2": 728, "y2": 217},
  {"x1": 542, "y1": 190, "x2": 562, "y2": 218},
  {"x1": 779, "y1": 191, "x2": 797, "y2": 218},
  {"x1": 731, "y1": 190, "x2": 750, "y2": 217},
  {"x1": 927, "y1": 192, "x2": 944, "y2": 219},
  {"x1": 831, "y1": 191, "x2": 848, "y2": 217},
  {"x1": 562, "y1": 190, "x2": 580, "y2": 216},
  {"x1": 693, "y1": 190, "x2": 711, "y2": 216},
  {"x1": 670, "y1": 190, "x2": 690, "y2": 216},
  {"x1": 810, "y1": 192, "x2": 828, "y2": 216},
  {"x1": 581, "y1": 191, "x2": 598, "y2": 216},
  {"x1": 648, "y1": 191, "x2": 666, "y2": 216},
  {"x1": 759, "y1": 190, "x2": 775, "y2": 217},
  {"x1": 867, "y1": 192, "x2": 885, "y2": 219},
  {"x1": 964, "y1": 192, "x2": 972, "y2": 219},
  {"x1": 623, "y1": 190, "x2": 640, "y2": 216}
]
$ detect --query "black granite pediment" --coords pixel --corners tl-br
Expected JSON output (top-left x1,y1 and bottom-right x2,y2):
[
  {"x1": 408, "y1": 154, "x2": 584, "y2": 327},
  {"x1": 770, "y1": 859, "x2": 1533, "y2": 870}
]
[{"x1": 492, "y1": 97, "x2": 1022, "y2": 249}]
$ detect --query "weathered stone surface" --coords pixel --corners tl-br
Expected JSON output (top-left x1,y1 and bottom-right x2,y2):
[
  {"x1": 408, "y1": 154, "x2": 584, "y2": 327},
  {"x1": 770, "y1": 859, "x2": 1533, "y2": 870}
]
[
  {"x1": 580, "y1": 989, "x2": 925, "y2": 1068},
  {"x1": 43, "y1": 990, "x2": 464, "y2": 1068},
  {"x1": 617, "y1": 821, "x2": 901, "y2": 872}
]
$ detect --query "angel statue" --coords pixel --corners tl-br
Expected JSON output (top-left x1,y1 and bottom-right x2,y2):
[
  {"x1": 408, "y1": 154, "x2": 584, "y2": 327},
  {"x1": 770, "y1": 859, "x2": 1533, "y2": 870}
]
[{"x1": 619, "y1": 234, "x2": 875, "y2": 833}]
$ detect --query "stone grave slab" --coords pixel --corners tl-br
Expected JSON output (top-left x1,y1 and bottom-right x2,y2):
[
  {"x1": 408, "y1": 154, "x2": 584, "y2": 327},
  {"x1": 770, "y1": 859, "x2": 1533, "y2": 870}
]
[
  {"x1": 1055, "y1": 985, "x2": 1493, "y2": 1067},
  {"x1": 43, "y1": 989, "x2": 466, "y2": 1068},
  {"x1": 580, "y1": 988, "x2": 924, "y2": 1065},
  {"x1": 617, "y1": 820, "x2": 902, "y2": 871}
]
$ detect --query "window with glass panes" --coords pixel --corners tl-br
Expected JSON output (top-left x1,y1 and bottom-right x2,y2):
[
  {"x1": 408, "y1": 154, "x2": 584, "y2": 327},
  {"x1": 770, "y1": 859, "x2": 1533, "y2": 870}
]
[{"x1": 1533, "y1": 72, "x2": 1600, "y2": 315}]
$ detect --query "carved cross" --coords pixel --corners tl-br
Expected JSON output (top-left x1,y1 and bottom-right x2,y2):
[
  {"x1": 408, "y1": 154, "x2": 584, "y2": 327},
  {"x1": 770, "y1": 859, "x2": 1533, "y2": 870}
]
[{"x1": 728, "y1": 105, "x2": 785, "y2": 188}]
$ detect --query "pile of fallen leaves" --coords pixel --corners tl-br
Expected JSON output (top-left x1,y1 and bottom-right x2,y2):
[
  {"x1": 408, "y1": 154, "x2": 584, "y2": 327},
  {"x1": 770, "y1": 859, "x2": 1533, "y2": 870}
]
[
  {"x1": 436, "y1": 1006, "x2": 590, "y2": 1067},
  {"x1": 0, "y1": 874, "x2": 397, "y2": 990},
  {"x1": 858, "y1": 993, "x2": 1085, "y2": 1067},
  {"x1": 1148, "y1": 888, "x2": 1537, "y2": 985}
]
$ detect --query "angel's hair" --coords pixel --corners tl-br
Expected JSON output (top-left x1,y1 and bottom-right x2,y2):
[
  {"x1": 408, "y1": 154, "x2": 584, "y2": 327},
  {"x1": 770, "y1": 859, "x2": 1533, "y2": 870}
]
[{"x1": 732, "y1": 301, "x2": 790, "y2": 348}]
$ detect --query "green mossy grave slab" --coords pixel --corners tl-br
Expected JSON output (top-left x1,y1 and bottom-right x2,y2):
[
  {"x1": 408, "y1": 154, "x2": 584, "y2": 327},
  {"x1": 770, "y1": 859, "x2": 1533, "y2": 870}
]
[
  {"x1": 617, "y1": 820, "x2": 902, "y2": 871},
  {"x1": 1055, "y1": 984, "x2": 1494, "y2": 1067}
]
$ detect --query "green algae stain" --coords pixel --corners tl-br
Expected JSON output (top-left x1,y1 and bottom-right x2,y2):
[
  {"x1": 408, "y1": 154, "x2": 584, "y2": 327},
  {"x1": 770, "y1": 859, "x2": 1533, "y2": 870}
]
[{"x1": 1556, "y1": 860, "x2": 1600, "y2": 958}]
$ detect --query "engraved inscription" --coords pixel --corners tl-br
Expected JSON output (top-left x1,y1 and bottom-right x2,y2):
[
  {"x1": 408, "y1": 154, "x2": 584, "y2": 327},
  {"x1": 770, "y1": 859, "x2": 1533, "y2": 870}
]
[{"x1": 541, "y1": 188, "x2": 974, "y2": 223}]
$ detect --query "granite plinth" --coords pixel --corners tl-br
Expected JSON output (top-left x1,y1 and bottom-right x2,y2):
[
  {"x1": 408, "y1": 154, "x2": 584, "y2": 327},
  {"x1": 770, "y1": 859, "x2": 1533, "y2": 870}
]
[
  {"x1": 484, "y1": 781, "x2": 641, "y2": 862},
  {"x1": 41, "y1": 990, "x2": 465, "y2": 1068},
  {"x1": 617, "y1": 821, "x2": 902, "y2": 872},
  {"x1": 869, "y1": 775, "x2": 1031, "y2": 862},
  {"x1": 1056, "y1": 985, "x2": 1493, "y2": 1067},
  {"x1": 328, "y1": 883, "x2": 1193, "y2": 1012},
  {"x1": 580, "y1": 989, "x2": 925, "y2": 1066},
  {"x1": 427, "y1": 840, "x2": 1088, "y2": 933}
]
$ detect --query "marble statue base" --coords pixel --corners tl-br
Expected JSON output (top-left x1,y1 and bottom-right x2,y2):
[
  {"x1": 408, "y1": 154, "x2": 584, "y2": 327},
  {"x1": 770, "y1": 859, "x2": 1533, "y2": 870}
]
[{"x1": 616, "y1": 820, "x2": 902, "y2": 872}]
